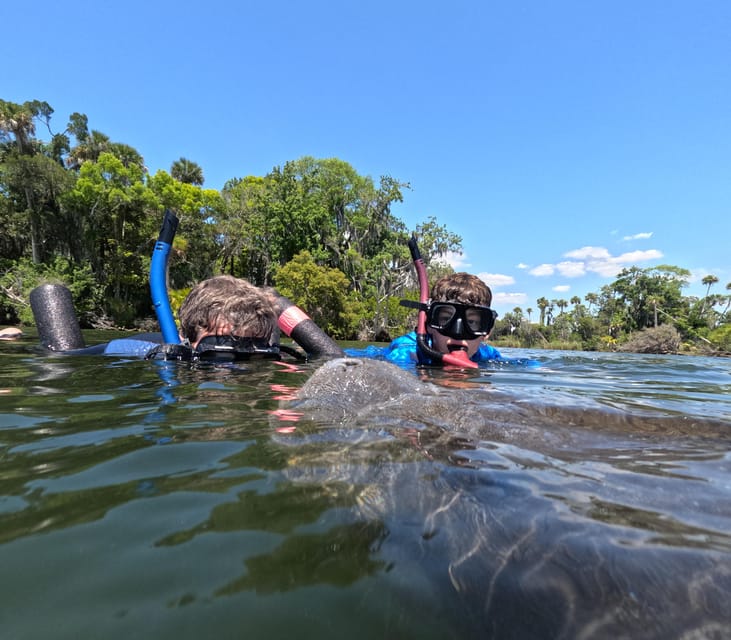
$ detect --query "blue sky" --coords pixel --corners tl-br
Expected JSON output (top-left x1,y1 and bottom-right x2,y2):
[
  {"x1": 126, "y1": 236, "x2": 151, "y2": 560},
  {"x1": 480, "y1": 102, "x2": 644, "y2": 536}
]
[{"x1": 4, "y1": 0, "x2": 730, "y2": 317}]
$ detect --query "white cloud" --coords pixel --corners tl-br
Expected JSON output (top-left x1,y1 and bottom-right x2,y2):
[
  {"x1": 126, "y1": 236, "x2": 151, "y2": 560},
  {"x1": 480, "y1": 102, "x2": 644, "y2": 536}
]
[
  {"x1": 556, "y1": 261, "x2": 586, "y2": 277},
  {"x1": 553, "y1": 285, "x2": 570, "y2": 292},
  {"x1": 493, "y1": 291, "x2": 528, "y2": 305},
  {"x1": 529, "y1": 263, "x2": 555, "y2": 276},
  {"x1": 433, "y1": 251, "x2": 471, "y2": 270},
  {"x1": 477, "y1": 272, "x2": 515, "y2": 287},
  {"x1": 564, "y1": 246, "x2": 611, "y2": 260},
  {"x1": 516, "y1": 262, "x2": 529, "y2": 269},
  {"x1": 622, "y1": 232, "x2": 653, "y2": 241},
  {"x1": 531, "y1": 246, "x2": 666, "y2": 279},
  {"x1": 614, "y1": 249, "x2": 663, "y2": 263}
]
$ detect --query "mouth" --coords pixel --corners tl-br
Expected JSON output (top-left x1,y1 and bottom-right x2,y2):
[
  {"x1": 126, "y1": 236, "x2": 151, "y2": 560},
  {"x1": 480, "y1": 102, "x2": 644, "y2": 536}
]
[{"x1": 447, "y1": 344, "x2": 468, "y2": 353}]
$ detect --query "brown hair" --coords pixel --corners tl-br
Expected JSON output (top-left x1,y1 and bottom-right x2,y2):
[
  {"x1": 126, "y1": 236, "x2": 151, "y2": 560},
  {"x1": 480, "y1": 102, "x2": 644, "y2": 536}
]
[
  {"x1": 430, "y1": 272, "x2": 492, "y2": 306},
  {"x1": 178, "y1": 275, "x2": 277, "y2": 343}
]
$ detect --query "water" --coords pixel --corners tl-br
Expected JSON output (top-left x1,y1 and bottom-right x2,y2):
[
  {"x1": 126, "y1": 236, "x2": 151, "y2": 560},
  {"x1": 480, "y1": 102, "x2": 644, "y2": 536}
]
[{"x1": 1, "y1": 334, "x2": 729, "y2": 639}]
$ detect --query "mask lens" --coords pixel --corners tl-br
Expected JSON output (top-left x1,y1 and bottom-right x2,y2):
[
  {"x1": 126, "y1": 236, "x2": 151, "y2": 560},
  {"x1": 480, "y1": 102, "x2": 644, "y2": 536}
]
[
  {"x1": 431, "y1": 304, "x2": 457, "y2": 328},
  {"x1": 465, "y1": 308, "x2": 486, "y2": 332}
]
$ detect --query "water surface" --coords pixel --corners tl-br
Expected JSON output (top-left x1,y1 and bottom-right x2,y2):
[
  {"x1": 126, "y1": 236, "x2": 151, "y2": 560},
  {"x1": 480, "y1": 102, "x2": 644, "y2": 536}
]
[{"x1": 1, "y1": 335, "x2": 729, "y2": 639}]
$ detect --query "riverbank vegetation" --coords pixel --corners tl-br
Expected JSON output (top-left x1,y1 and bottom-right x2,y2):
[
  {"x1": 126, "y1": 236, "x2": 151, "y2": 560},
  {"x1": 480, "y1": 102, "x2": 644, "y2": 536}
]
[{"x1": 2, "y1": 99, "x2": 729, "y2": 354}]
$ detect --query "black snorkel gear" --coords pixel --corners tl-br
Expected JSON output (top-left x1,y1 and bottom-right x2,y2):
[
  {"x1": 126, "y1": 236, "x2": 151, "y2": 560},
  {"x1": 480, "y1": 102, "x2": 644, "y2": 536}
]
[{"x1": 401, "y1": 236, "x2": 480, "y2": 369}]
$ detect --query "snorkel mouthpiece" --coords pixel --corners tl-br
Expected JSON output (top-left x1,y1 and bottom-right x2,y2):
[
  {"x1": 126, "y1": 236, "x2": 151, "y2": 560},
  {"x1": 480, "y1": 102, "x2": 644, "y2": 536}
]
[{"x1": 441, "y1": 348, "x2": 475, "y2": 368}]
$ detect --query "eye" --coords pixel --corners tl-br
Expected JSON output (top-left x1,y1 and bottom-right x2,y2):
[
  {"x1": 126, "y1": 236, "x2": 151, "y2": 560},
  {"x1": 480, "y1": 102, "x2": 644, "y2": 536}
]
[
  {"x1": 465, "y1": 309, "x2": 483, "y2": 331},
  {"x1": 434, "y1": 306, "x2": 455, "y2": 326}
]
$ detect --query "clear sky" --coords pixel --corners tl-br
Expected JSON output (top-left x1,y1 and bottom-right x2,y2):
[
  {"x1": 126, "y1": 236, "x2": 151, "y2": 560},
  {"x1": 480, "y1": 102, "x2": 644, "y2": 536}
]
[{"x1": 4, "y1": 0, "x2": 730, "y2": 317}]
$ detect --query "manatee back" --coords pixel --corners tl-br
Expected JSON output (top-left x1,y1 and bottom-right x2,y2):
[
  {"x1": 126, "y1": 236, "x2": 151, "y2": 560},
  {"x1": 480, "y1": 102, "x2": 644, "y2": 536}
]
[{"x1": 295, "y1": 358, "x2": 433, "y2": 416}]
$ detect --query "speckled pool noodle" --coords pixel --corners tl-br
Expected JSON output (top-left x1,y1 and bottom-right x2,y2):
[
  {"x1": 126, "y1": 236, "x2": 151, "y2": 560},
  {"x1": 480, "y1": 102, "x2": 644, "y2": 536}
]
[{"x1": 30, "y1": 284, "x2": 86, "y2": 351}]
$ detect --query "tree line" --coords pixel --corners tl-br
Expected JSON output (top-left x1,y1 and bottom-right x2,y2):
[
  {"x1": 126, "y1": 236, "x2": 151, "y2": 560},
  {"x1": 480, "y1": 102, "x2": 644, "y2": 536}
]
[
  {"x1": 492, "y1": 266, "x2": 731, "y2": 353},
  {"x1": 0, "y1": 98, "x2": 459, "y2": 339},
  {"x1": 1, "y1": 98, "x2": 729, "y2": 352}
]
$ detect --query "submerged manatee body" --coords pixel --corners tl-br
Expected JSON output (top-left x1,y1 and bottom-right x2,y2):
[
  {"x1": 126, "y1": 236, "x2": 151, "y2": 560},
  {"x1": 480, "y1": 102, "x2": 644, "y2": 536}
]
[{"x1": 281, "y1": 358, "x2": 731, "y2": 639}]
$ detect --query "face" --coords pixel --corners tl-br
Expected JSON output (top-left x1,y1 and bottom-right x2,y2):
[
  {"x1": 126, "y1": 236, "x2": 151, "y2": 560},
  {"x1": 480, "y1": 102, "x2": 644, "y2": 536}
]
[{"x1": 427, "y1": 327, "x2": 484, "y2": 358}]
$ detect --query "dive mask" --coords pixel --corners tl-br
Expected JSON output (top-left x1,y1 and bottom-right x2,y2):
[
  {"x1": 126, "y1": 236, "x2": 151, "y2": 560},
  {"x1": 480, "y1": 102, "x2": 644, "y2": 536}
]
[
  {"x1": 194, "y1": 335, "x2": 281, "y2": 361},
  {"x1": 400, "y1": 299, "x2": 497, "y2": 340},
  {"x1": 427, "y1": 302, "x2": 497, "y2": 339}
]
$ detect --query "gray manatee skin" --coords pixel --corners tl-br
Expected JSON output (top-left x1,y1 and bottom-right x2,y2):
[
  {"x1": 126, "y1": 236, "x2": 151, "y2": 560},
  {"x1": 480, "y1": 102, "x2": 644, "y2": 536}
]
[
  {"x1": 293, "y1": 357, "x2": 729, "y2": 454},
  {"x1": 284, "y1": 358, "x2": 731, "y2": 639},
  {"x1": 294, "y1": 357, "x2": 437, "y2": 413}
]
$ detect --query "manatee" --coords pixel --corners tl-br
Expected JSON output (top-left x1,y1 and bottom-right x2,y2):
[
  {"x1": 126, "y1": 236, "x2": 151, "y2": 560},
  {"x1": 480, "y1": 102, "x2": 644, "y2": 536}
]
[{"x1": 274, "y1": 357, "x2": 731, "y2": 638}]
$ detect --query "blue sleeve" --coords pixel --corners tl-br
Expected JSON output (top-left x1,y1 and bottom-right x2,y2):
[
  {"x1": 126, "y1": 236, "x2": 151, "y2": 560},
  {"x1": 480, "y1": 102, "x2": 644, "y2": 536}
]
[
  {"x1": 103, "y1": 338, "x2": 161, "y2": 358},
  {"x1": 476, "y1": 343, "x2": 542, "y2": 367},
  {"x1": 343, "y1": 332, "x2": 419, "y2": 364},
  {"x1": 475, "y1": 343, "x2": 503, "y2": 361},
  {"x1": 383, "y1": 332, "x2": 419, "y2": 364},
  {"x1": 343, "y1": 344, "x2": 390, "y2": 358}
]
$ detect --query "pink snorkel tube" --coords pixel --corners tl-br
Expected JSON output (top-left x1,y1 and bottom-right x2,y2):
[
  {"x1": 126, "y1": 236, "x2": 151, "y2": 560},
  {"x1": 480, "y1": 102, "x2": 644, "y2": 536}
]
[{"x1": 407, "y1": 236, "x2": 478, "y2": 369}]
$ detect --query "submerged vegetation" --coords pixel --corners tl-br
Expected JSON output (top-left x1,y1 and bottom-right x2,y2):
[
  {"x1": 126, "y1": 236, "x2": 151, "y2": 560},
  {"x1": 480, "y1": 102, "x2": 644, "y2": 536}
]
[{"x1": 1, "y1": 98, "x2": 729, "y2": 353}]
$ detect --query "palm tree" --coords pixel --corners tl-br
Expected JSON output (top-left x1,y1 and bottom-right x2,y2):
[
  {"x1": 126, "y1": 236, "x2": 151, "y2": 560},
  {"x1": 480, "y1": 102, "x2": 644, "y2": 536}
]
[
  {"x1": 699, "y1": 274, "x2": 719, "y2": 318},
  {"x1": 585, "y1": 292, "x2": 598, "y2": 313},
  {"x1": 702, "y1": 274, "x2": 719, "y2": 297},
  {"x1": 537, "y1": 297, "x2": 549, "y2": 326},
  {"x1": 171, "y1": 157, "x2": 204, "y2": 186},
  {"x1": 526, "y1": 307, "x2": 533, "y2": 323},
  {"x1": 0, "y1": 99, "x2": 40, "y2": 153},
  {"x1": 0, "y1": 99, "x2": 54, "y2": 262}
]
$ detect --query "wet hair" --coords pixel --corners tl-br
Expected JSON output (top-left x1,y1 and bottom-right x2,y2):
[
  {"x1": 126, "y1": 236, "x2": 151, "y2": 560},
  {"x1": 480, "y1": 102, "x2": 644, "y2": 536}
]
[
  {"x1": 178, "y1": 275, "x2": 277, "y2": 343},
  {"x1": 430, "y1": 272, "x2": 492, "y2": 306}
]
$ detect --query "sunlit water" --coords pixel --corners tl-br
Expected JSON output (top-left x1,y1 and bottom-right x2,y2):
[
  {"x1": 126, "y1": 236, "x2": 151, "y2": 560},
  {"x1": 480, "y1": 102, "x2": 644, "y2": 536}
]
[{"x1": 1, "y1": 333, "x2": 729, "y2": 639}]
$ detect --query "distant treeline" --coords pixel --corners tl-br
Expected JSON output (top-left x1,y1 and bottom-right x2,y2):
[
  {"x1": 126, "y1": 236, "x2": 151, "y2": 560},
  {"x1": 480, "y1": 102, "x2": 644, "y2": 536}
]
[{"x1": 1, "y1": 99, "x2": 729, "y2": 351}]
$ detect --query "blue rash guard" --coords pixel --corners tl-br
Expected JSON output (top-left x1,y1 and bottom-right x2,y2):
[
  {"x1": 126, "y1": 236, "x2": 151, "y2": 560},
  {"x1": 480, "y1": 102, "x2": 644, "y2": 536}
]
[
  {"x1": 103, "y1": 338, "x2": 162, "y2": 357},
  {"x1": 345, "y1": 331, "x2": 512, "y2": 367}
]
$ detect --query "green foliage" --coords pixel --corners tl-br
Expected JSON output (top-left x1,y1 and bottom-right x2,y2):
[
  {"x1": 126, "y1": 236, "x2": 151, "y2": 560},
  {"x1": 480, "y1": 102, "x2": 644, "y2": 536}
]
[
  {"x1": 2, "y1": 96, "x2": 728, "y2": 351},
  {"x1": 61, "y1": 152, "x2": 159, "y2": 319},
  {"x1": 600, "y1": 265, "x2": 689, "y2": 333},
  {"x1": 618, "y1": 325, "x2": 681, "y2": 354},
  {"x1": 707, "y1": 325, "x2": 731, "y2": 352},
  {"x1": 147, "y1": 170, "x2": 222, "y2": 286},
  {"x1": 0, "y1": 257, "x2": 101, "y2": 325},
  {"x1": 274, "y1": 251, "x2": 356, "y2": 339}
]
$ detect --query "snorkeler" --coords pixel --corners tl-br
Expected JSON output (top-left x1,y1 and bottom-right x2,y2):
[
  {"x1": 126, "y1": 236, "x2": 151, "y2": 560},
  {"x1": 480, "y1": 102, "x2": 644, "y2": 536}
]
[
  {"x1": 387, "y1": 271, "x2": 502, "y2": 367},
  {"x1": 30, "y1": 210, "x2": 344, "y2": 363},
  {"x1": 346, "y1": 237, "x2": 506, "y2": 369}
]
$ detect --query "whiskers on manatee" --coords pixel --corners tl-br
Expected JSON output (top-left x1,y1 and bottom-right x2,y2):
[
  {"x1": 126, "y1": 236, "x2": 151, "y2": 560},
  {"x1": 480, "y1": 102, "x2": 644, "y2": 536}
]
[{"x1": 274, "y1": 357, "x2": 731, "y2": 639}]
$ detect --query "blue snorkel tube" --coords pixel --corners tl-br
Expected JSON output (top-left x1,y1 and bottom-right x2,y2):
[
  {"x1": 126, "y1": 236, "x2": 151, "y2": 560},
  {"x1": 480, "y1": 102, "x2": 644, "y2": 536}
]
[{"x1": 150, "y1": 210, "x2": 181, "y2": 344}]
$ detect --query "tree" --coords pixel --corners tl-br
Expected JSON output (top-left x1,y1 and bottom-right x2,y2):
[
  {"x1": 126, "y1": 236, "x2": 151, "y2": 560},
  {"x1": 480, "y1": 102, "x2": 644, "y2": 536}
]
[
  {"x1": 599, "y1": 265, "x2": 690, "y2": 334},
  {"x1": 0, "y1": 99, "x2": 61, "y2": 263},
  {"x1": 171, "y1": 157, "x2": 204, "y2": 186},
  {"x1": 697, "y1": 274, "x2": 719, "y2": 320},
  {"x1": 273, "y1": 250, "x2": 355, "y2": 338},
  {"x1": 146, "y1": 169, "x2": 223, "y2": 286},
  {"x1": 537, "y1": 297, "x2": 549, "y2": 326},
  {"x1": 61, "y1": 152, "x2": 159, "y2": 321}
]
